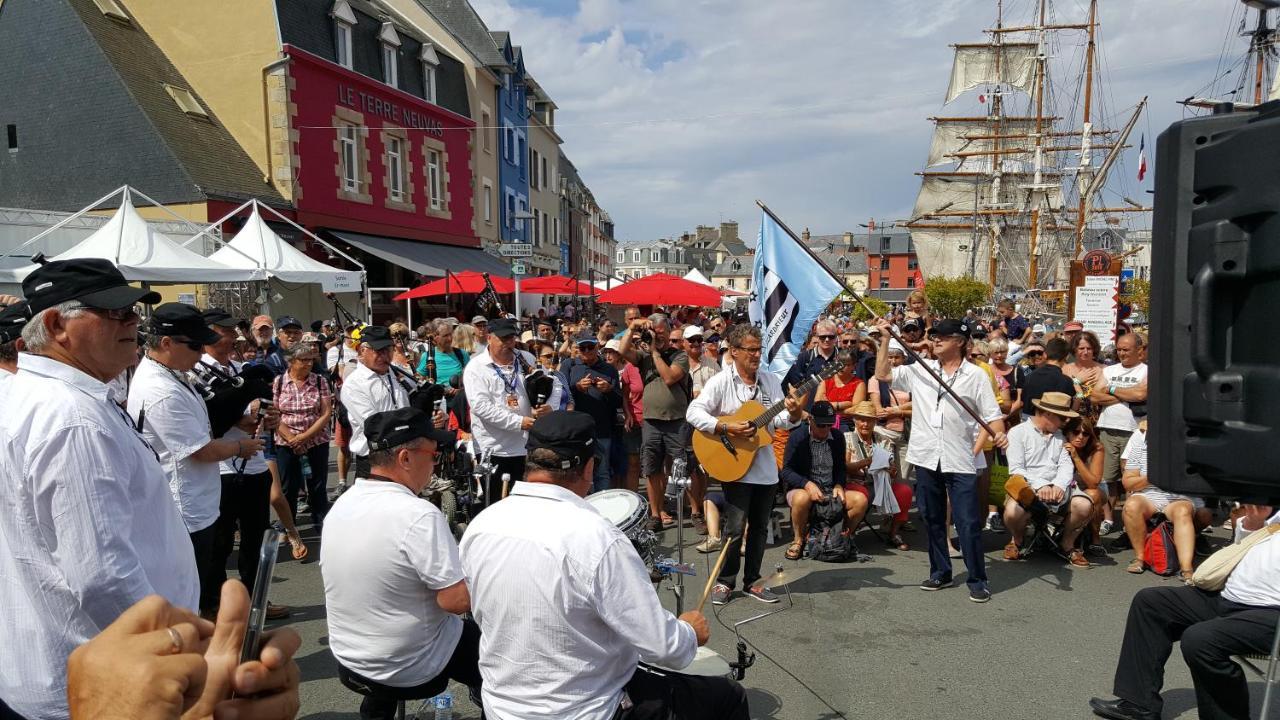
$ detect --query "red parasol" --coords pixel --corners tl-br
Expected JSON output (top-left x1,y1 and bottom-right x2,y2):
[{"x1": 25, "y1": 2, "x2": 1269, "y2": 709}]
[
  {"x1": 393, "y1": 271, "x2": 514, "y2": 301},
  {"x1": 518, "y1": 275, "x2": 598, "y2": 295},
  {"x1": 596, "y1": 273, "x2": 726, "y2": 307}
]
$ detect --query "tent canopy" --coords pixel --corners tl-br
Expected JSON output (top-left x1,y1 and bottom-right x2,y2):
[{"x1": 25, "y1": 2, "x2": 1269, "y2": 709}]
[
  {"x1": 597, "y1": 273, "x2": 725, "y2": 307},
  {"x1": 519, "y1": 275, "x2": 597, "y2": 295},
  {"x1": 209, "y1": 205, "x2": 362, "y2": 293},
  {"x1": 0, "y1": 193, "x2": 255, "y2": 283},
  {"x1": 682, "y1": 268, "x2": 715, "y2": 286},
  {"x1": 394, "y1": 271, "x2": 514, "y2": 301}
]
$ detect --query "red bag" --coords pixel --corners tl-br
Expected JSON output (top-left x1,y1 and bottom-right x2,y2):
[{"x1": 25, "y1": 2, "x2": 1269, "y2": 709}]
[{"x1": 1144, "y1": 521, "x2": 1178, "y2": 576}]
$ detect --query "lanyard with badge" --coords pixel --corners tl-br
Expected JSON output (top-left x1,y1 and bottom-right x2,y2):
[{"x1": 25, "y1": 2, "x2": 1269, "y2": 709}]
[
  {"x1": 931, "y1": 363, "x2": 964, "y2": 429},
  {"x1": 492, "y1": 354, "x2": 523, "y2": 408}
]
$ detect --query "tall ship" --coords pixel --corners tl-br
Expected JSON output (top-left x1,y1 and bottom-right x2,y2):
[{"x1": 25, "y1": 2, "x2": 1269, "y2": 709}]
[
  {"x1": 907, "y1": 0, "x2": 1149, "y2": 311},
  {"x1": 1181, "y1": 0, "x2": 1280, "y2": 112}
]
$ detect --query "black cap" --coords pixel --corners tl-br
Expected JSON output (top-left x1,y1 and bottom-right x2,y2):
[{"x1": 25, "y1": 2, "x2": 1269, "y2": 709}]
[
  {"x1": 358, "y1": 325, "x2": 394, "y2": 350},
  {"x1": 364, "y1": 407, "x2": 453, "y2": 452},
  {"x1": 534, "y1": 317, "x2": 554, "y2": 329},
  {"x1": 149, "y1": 303, "x2": 221, "y2": 345},
  {"x1": 275, "y1": 315, "x2": 302, "y2": 330},
  {"x1": 810, "y1": 401, "x2": 837, "y2": 427},
  {"x1": 490, "y1": 317, "x2": 519, "y2": 339},
  {"x1": 22, "y1": 258, "x2": 161, "y2": 315},
  {"x1": 0, "y1": 301, "x2": 29, "y2": 344},
  {"x1": 928, "y1": 318, "x2": 971, "y2": 339},
  {"x1": 202, "y1": 308, "x2": 239, "y2": 328},
  {"x1": 310, "y1": 320, "x2": 324, "y2": 333},
  {"x1": 901, "y1": 318, "x2": 923, "y2": 332},
  {"x1": 526, "y1": 410, "x2": 596, "y2": 469},
  {"x1": 575, "y1": 332, "x2": 599, "y2": 347}
]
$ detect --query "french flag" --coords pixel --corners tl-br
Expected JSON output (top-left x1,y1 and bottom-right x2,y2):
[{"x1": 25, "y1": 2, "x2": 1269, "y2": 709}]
[{"x1": 1137, "y1": 134, "x2": 1147, "y2": 182}]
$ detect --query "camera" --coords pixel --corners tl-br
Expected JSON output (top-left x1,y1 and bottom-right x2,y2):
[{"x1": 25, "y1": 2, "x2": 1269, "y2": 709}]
[{"x1": 636, "y1": 329, "x2": 654, "y2": 346}]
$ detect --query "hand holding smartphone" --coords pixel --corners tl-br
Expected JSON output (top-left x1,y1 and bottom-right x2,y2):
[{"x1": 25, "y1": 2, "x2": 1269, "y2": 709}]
[{"x1": 239, "y1": 529, "x2": 282, "y2": 664}]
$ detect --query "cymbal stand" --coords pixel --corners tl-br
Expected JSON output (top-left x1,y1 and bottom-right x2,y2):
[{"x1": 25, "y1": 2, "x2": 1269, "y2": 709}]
[
  {"x1": 657, "y1": 459, "x2": 693, "y2": 614},
  {"x1": 725, "y1": 563, "x2": 794, "y2": 681}
]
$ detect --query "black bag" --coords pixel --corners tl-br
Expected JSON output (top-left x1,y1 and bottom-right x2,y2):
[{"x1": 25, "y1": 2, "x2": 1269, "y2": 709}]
[{"x1": 805, "y1": 496, "x2": 856, "y2": 563}]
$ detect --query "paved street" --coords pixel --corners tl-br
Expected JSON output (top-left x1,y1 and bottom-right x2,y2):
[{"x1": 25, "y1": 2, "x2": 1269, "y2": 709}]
[{"x1": 264, "y1": 468, "x2": 1276, "y2": 719}]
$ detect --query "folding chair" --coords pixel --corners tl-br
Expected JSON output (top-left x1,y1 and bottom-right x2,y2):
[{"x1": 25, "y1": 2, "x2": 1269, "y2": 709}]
[{"x1": 1233, "y1": 610, "x2": 1280, "y2": 718}]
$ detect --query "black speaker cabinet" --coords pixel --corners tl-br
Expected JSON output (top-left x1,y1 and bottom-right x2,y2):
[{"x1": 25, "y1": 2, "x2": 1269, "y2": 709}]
[{"x1": 1149, "y1": 100, "x2": 1280, "y2": 503}]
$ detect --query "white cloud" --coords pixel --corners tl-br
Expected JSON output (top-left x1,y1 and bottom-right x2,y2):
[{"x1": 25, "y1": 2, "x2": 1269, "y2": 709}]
[{"x1": 474, "y1": 0, "x2": 1246, "y2": 240}]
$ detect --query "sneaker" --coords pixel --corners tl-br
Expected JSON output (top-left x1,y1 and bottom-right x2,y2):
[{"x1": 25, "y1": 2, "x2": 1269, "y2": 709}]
[
  {"x1": 989, "y1": 514, "x2": 1006, "y2": 532},
  {"x1": 1086, "y1": 543, "x2": 1108, "y2": 558},
  {"x1": 696, "y1": 536, "x2": 724, "y2": 554},
  {"x1": 649, "y1": 517, "x2": 663, "y2": 533},
  {"x1": 265, "y1": 603, "x2": 291, "y2": 620},
  {"x1": 969, "y1": 586, "x2": 992, "y2": 603},
  {"x1": 1099, "y1": 519, "x2": 1115, "y2": 536},
  {"x1": 1064, "y1": 548, "x2": 1091, "y2": 568},
  {"x1": 710, "y1": 583, "x2": 732, "y2": 606},
  {"x1": 1003, "y1": 541, "x2": 1021, "y2": 561},
  {"x1": 984, "y1": 512, "x2": 999, "y2": 531},
  {"x1": 745, "y1": 585, "x2": 780, "y2": 603},
  {"x1": 692, "y1": 514, "x2": 708, "y2": 536},
  {"x1": 920, "y1": 576, "x2": 953, "y2": 591}
]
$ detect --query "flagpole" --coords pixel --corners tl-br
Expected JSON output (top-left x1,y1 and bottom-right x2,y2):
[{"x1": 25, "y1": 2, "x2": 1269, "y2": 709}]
[{"x1": 755, "y1": 199, "x2": 999, "y2": 436}]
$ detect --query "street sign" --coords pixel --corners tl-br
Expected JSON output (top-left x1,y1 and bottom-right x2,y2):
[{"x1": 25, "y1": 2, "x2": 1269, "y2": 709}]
[
  {"x1": 512, "y1": 261, "x2": 527, "y2": 275},
  {"x1": 499, "y1": 243, "x2": 533, "y2": 258}
]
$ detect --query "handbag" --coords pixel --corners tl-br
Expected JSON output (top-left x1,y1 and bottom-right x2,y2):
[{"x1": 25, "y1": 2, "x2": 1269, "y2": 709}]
[{"x1": 1192, "y1": 523, "x2": 1280, "y2": 591}]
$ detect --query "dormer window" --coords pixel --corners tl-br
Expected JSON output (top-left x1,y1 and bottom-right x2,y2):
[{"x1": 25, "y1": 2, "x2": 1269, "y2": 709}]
[
  {"x1": 331, "y1": 1, "x2": 356, "y2": 69},
  {"x1": 420, "y1": 43, "x2": 440, "y2": 103},
  {"x1": 379, "y1": 22, "x2": 401, "y2": 88}
]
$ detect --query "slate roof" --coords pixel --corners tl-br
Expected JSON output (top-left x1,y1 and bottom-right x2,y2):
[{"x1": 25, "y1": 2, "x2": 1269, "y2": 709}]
[
  {"x1": 711, "y1": 256, "x2": 752, "y2": 277},
  {"x1": 418, "y1": 0, "x2": 507, "y2": 68}
]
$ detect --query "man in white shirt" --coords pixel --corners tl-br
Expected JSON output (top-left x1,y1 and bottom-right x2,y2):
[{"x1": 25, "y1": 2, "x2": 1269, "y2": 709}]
[
  {"x1": 340, "y1": 325, "x2": 411, "y2": 480},
  {"x1": 327, "y1": 324, "x2": 361, "y2": 491},
  {"x1": 461, "y1": 410, "x2": 744, "y2": 720},
  {"x1": 874, "y1": 318, "x2": 1007, "y2": 603},
  {"x1": 128, "y1": 303, "x2": 264, "y2": 614},
  {"x1": 1091, "y1": 332, "x2": 1148, "y2": 507},
  {"x1": 687, "y1": 324, "x2": 803, "y2": 606},
  {"x1": 1000, "y1": 391, "x2": 1092, "y2": 568},
  {"x1": 463, "y1": 317, "x2": 552, "y2": 504},
  {"x1": 1118, "y1": 427, "x2": 1212, "y2": 579},
  {"x1": 0, "y1": 259, "x2": 199, "y2": 719},
  {"x1": 322, "y1": 407, "x2": 479, "y2": 719},
  {"x1": 1089, "y1": 504, "x2": 1280, "y2": 720}
]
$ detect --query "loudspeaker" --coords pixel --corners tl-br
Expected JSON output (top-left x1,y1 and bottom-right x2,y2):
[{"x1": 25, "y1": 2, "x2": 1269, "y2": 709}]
[{"x1": 1148, "y1": 100, "x2": 1280, "y2": 503}]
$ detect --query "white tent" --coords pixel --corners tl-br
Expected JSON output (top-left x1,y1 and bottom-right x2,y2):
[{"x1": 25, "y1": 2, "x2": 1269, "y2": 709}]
[
  {"x1": 683, "y1": 268, "x2": 715, "y2": 286},
  {"x1": 0, "y1": 190, "x2": 256, "y2": 283},
  {"x1": 209, "y1": 203, "x2": 361, "y2": 293}
]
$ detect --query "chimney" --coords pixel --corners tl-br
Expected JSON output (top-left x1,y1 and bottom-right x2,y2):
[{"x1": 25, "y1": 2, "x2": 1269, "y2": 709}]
[
  {"x1": 842, "y1": 231, "x2": 853, "y2": 247},
  {"x1": 719, "y1": 221, "x2": 738, "y2": 244},
  {"x1": 802, "y1": 227, "x2": 811, "y2": 241}
]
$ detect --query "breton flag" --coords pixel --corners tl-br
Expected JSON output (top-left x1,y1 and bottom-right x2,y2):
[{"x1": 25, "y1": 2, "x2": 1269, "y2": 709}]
[
  {"x1": 748, "y1": 207, "x2": 845, "y2": 376},
  {"x1": 1137, "y1": 134, "x2": 1148, "y2": 182}
]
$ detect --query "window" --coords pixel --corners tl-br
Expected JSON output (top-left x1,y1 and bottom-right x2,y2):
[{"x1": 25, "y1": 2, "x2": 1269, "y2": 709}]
[
  {"x1": 335, "y1": 21, "x2": 353, "y2": 68},
  {"x1": 422, "y1": 64, "x2": 436, "y2": 103},
  {"x1": 881, "y1": 236, "x2": 892, "y2": 251},
  {"x1": 617, "y1": 250, "x2": 624, "y2": 263},
  {"x1": 553, "y1": 217, "x2": 559, "y2": 243},
  {"x1": 506, "y1": 193, "x2": 516, "y2": 229},
  {"x1": 880, "y1": 279, "x2": 890, "y2": 289},
  {"x1": 880, "y1": 257, "x2": 889, "y2": 271},
  {"x1": 339, "y1": 126, "x2": 360, "y2": 192},
  {"x1": 907, "y1": 276, "x2": 916, "y2": 288},
  {"x1": 532, "y1": 209, "x2": 540, "y2": 244},
  {"x1": 427, "y1": 149, "x2": 442, "y2": 211},
  {"x1": 727, "y1": 278, "x2": 735, "y2": 289},
  {"x1": 632, "y1": 250, "x2": 640, "y2": 263},
  {"x1": 6, "y1": 124, "x2": 17, "y2": 151},
  {"x1": 164, "y1": 85, "x2": 208, "y2": 119},
  {"x1": 382, "y1": 44, "x2": 399, "y2": 87},
  {"x1": 529, "y1": 149, "x2": 538, "y2": 188},
  {"x1": 908, "y1": 257, "x2": 919, "y2": 270},
  {"x1": 542, "y1": 213, "x2": 549, "y2": 245},
  {"x1": 503, "y1": 125, "x2": 512, "y2": 160},
  {"x1": 540, "y1": 156, "x2": 548, "y2": 190},
  {"x1": 483, "y1": 182, "x2": 493, "y2": 223},
  {"x1": 386, "y1": 136, "x2": 405, "y2": 201},
  {"x1": 482, "y1": 112, "x2": 492, "y2": 152}
]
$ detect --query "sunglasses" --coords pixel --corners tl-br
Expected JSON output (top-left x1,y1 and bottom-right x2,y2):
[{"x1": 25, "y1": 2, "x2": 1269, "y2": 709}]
[
  {"x1": 840, "y1": 339, "x2": 856, "y2": 345},
  {"x1": 1024, "y1": 350, "x2": 1045, "y2": 357},
  {"x1": 735, "y1": 346, "x2": 763, "y2": 354},
  {"x1": 817, "y1": 334, "x2": 836, "y2": 341},
  {"x1": 172, "y1": 337, "x2": 204, "y2": 352},
  {"x1": 539, "y1": 353, "x2": 557, "y2": 359},
  {"x1": 80, "y1": 304, "x2": 141, "y2": 322},
  {"x1": 686, "y1": 338, "x2": 704, "y2": 344}
]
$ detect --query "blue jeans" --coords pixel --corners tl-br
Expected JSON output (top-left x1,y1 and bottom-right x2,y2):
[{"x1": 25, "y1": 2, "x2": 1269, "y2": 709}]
[
  {"x1": 914, "y1": 464, "x2": 987, "y2": 590},
  {"x1": 592, "y1": 437, "x2": 613, "y2": 493}
]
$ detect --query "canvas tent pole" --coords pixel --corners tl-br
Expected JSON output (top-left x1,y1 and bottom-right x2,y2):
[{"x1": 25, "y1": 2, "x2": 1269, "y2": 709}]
[
  {"x1": 128, "y1": 186, "x2": 221, "y2": 237},
  {"x1": 114, "y1": 187, "x2": 130, "y2": 265},
  {"x1": 2, "y1": 185, "x2": 128, "y2": 260},
  {"x1": 177, "y1": 197, "x2": 261, "y2": 267}
]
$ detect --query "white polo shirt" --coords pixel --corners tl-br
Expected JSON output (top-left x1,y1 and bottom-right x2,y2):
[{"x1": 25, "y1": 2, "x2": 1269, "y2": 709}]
[
  {"x1": 1098, "y1": 362, "x2": 1147, "y2": 432},
  {"x1": 127, "y1": 356, "x2": 220, "y2": 533},
  {"x1": 463, "y1": 348, "x2": 543, "y2": 457},
  {"x1": 890, "y1": 359, "x2": 1003, "y2": 475},
  {"x1": 1224, "y1": 509, "x2": 1280, "y2": 607},
  {"x1": 320, "y1": 479, "x2": 464, "y2": 686},
  {"x1": 460, "y1": 482, "x2": 696, "y2": 720},
  {"x1": 340, "y1": 362, "x2": 410, "y2": 458},
  {"x1": 1006, "y1": 420, "x2": 1073, "y2": 491}
]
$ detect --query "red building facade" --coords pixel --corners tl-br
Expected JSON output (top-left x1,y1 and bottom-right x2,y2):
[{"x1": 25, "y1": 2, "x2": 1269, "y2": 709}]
[
  {"x1": 866, "y1": 231, "x2": 920, "y2": 293},
  {"x1": 284, "y1": 46, "x2": 477, "y2": 247}
]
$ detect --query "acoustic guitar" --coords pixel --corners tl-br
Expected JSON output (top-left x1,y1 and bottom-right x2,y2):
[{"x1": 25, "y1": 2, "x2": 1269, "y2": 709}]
[{"x1": 692, "y1": 360, "x2": 841, "y2": 482}]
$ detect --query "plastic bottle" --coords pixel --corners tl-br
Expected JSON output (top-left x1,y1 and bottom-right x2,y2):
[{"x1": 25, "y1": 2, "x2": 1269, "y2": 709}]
[
  {"x1": 411, "y1": 699, "x2": 432, "y2": 720},
  {"x1": 301, "y1": 456, "x2": 312, "y2": 482},
  {"x1": 433, "y1": 691, "x2": 453, "y2": 720}
]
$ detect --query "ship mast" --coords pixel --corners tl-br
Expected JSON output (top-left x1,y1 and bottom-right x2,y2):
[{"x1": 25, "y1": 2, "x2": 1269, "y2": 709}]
[
  {"x1": 1072, "y1": 0, "x2": 1098, "y2": 260},
  {"x1": 987, "y1": 0, "x2": 1005, "y2": 288},
  {"x1": 1028, "y1": 0, "x2": 1048, "y2": 288}
]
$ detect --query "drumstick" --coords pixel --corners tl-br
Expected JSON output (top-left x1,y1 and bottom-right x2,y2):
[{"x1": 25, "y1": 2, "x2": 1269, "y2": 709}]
[{"x1": 696, "y1": 540, "x2": 734, "y2": 612}]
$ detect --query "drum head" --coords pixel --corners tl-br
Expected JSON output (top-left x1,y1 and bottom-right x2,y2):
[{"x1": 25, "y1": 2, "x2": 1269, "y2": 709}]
[
  {"x1": 586, "y1": 489, "x2": 645, "y2": 526},
  {"x1": 651, "y1": 647, "x2": 731, "y2": 677}
]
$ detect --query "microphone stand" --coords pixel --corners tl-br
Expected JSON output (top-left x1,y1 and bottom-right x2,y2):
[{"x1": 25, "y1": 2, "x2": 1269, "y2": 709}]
[{"x1": 659, "y1": 458, "x2": 693, "y2": 614}]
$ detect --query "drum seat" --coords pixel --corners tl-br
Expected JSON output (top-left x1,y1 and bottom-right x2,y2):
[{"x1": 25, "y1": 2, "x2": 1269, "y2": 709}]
[{"x1": 337, "y1": 661, "x2": 448, "y2": 720}]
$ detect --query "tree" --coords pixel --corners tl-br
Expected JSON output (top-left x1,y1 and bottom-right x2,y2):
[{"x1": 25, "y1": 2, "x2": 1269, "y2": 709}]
[
  {"x1": 847, "y1": 295, "x2": 890, "y2": 323},
  {"x1": 924, "y1": 276, "x2": 992, "y2": 319},
  {"x1": 1121, "y1": 278, "x2": 1150, "y2": 315}
]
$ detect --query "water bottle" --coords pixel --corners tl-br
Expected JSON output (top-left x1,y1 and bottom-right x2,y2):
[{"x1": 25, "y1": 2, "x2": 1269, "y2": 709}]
[
  {"x1": 434, "y1": 691, "x2": 453, "y2": 720},
  {"x1": 301, "y1": 456, "x2": 312, "y2": 482},
  {"x1": 411, "y1": 699, "x2": 433, "y2": 720}
]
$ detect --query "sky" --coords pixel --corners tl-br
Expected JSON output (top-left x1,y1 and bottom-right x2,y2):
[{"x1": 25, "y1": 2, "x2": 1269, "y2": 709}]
[{"x1": 470, "y1": 0, "x2": 1257, "y2": 242}]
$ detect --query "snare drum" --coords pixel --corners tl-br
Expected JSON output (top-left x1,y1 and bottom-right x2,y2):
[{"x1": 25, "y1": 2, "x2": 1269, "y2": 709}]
[
  {"x1": 643, "y1": 647, "x2": 732, "y2": 679},
  {"x1": 586, "y1": 489, "x2": 658, "y2": 565}
]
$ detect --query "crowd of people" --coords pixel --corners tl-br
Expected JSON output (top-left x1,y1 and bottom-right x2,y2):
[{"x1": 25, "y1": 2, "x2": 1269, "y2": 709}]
[{"x1": 0, "y1": 260, "x2": 1275, "y2": 720}]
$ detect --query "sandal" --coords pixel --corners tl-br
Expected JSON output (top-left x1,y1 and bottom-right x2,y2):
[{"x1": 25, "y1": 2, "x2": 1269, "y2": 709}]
[
  {"x1": 1126, "y1": 558, "x2": 1145, "y2": 574},
  {"x1": 1180, "y1": 570, "x2": 1195, "y2": 586},
  {"x1": 660, "y1": 513, "x2": 676, "y2": 529},
  {"x1": 289, "y1": 535, "x2": 309, "y2": 561},
  {"x1": 887, "y1": 534, "x2": 909, "y2": 551},
  {"x1": 785, "y1": 542, "x2": 803, "y2": 560}
]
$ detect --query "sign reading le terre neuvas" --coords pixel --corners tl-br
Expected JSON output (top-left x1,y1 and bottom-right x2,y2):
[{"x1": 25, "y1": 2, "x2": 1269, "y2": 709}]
[{"x1": 337, "y1": 84, "x2": 444, "y2": 138}]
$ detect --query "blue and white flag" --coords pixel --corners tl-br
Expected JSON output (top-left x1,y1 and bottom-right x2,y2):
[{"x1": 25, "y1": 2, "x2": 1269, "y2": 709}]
[{"x1": 748, "y1": 208, "x2": 844, "y2": 376}]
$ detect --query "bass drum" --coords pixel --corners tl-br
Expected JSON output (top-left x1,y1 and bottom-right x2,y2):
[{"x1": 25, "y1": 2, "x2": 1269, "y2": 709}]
[{"x1": 585, "y1": 489, "x2": 658, "y2": 565}]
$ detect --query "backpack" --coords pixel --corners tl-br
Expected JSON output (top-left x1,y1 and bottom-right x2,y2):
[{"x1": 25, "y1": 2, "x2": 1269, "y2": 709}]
[
  {"x1": 1143, "y1": 521, "x2": 1178, "y2": 576},
  {"x1": 805, "y1": 496, "x2": 856, "y2": 563}
]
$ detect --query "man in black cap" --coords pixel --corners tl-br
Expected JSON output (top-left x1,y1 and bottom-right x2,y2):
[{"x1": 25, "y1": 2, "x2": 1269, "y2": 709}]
[
  {"x1": 560, "y1": 331, "x2": 621, "y2": 492},
  {"x1": 340, "y1": 325, "x2": 411, "y2": 479},
  {"x1": 0, "y1": 299, "x2": 27, "y2": 376},
  {"x1": 265, "y1": 314, "x2": 303, "y2": 376},
  {"x1": 128, "y1": 303, "x2": 265, "y2": 614},
  {"x1": 0, "y1": 259, "x2": 203, "y2": 719},
  {"x1": 874, "y1": 317, "x2": 1007, "y2": 603},
  {"x1": 461, "y1": 410, "x2": 746, "y2": 720},
  {"x1": 322, "y1": 407, "x2": 480, "y2": 719},
  {"x1": 781, "y1": 400, "x2": 863, "y2": 559}
]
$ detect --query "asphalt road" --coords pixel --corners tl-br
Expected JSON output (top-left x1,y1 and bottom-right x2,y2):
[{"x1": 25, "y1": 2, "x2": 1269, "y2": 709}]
[{"x1": 262, "y1": 470, "x2": 1277, "y2": 720}]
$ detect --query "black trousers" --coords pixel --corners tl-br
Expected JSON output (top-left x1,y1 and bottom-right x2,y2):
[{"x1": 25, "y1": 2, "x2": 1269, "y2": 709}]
[
  {"x1": 1113, "y1": 584, "x2": 1279, "y2": 720},
  {"x1": 340, "y1": 618, "x2": 483, "y2": 720},
  {"x1": 718, "y1": 482, "x2": 776, "y2": 590},
  {"x1": 213, "y1": 470, "x2": 272, "y2": 596},
  {"x1": 482, "y1": 455, "x2": 526, "y2": 507},
  {"x1": 277, "y1": 442, "x2": 331, "y2": 528},
  {"x1": 190, "y1": 524, "x2": 221, "y2": 612},
  {"x1": 616, "y1": 665, "x2": 749, "y2": 720}
]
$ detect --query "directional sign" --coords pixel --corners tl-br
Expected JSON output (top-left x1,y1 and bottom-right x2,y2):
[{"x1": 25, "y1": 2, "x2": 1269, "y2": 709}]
[
  {"x1": 511, "y1": 261, "x2": 527, "y2": 275},
  {"x1": 499, "y1": 243, "x2": 533, "y2": 258}
]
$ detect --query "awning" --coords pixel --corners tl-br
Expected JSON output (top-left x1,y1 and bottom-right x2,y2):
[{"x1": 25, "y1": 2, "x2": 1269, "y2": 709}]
[
  {"x1": 328, "y1": 230, "x2": 511, "y2": 278},
  {"x1": 869, "y1": 289, "x2": 914, "y2": 303}
]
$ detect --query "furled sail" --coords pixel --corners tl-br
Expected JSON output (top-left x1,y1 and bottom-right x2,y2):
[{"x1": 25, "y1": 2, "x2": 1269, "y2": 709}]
[
  {"x1": 910, "y1": 227, "x2": 983, "y2": 280},
  {"x1": 912, "y1": 173, "x2": 1063, "y2": 221},
  {"x1": 926, "y1": 117, "x2": 1040, "y2": 167},
  {"x1": 945, "y1": 42, "x2": 1038, "y2": 104}
]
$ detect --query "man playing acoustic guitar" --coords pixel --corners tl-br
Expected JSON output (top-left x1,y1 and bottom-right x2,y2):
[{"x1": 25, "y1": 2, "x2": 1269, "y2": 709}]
[{"x1": 687, "y1": 324, "x2": 805, "y2": 606}]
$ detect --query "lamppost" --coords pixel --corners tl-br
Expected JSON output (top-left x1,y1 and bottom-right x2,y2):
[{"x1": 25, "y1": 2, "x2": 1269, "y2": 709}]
[{"x1": 512, "y1": 210, "x2": 535, "y2": 320}]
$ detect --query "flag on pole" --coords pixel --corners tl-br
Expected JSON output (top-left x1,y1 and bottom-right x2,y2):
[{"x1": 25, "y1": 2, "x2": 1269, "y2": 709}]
[
  {"x1": 1137, "y1": 134, "x2": 1147, "y2": 182},
  {"x1": 748, "y1": 208, "x2": 845, "y2": 376},
  {"x1": 913, "y1": 268, "x2": 926, "y2": 289}
]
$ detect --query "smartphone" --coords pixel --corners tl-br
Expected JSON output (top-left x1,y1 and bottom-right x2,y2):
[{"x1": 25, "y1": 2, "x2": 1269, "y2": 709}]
[{"x1": 239, "y1": 529, "x2": 282, "y2": 664}]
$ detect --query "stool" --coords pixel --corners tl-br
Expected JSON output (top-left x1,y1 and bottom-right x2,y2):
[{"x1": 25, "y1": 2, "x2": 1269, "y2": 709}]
[{"x1": 337, "y1": 662, "x2": 449, "y2": 720}]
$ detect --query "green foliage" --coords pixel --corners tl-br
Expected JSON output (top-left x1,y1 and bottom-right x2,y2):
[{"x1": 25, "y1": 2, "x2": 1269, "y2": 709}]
[
  {"x1": 1121, "y1": 278, "x2": 1150, "y2": 314},
  {"x1": 848, "y1": 295, "x2": 890, "y2": 323},
  {"x1": 924, "y1": 276, "x2": 993, "y2": 319}
]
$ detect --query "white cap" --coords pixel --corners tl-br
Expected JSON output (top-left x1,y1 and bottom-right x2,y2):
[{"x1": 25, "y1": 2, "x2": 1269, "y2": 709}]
[
  {"x1": 604, "y1": 339, "x2": 623, "y2": 353},
  {"x1": 682, "y1": 325, "x2": 705, "y2": 339},
  {"x1": 1032, "y1": 323, "x2": 1046, "y2": 334},
  {"x1": 887, "y1": 339, "x2": 906, "y2": 355}
]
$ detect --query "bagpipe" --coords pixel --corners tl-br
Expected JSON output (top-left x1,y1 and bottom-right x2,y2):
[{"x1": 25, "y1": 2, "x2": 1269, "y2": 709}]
[
  {"x1": 524, "y1": 368, "x2": 556, "y2": 408},
  {"x1": 191, "y1": 361, "x2": 275, "y2": 439}
]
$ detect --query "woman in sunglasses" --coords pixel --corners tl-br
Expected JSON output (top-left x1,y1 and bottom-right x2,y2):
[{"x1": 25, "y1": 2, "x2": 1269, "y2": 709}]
[{"x1": 814, "y1": 350, "x2": 867, "y2": 429}]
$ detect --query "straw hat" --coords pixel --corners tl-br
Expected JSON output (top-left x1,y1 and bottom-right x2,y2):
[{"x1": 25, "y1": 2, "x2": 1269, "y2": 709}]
[
  {"x1": 1032, "y1": 391, "x2": 1079, "y2": 418},
  {"x1": 849, "y1": 400, "x2": 878, "y2": 420}
]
